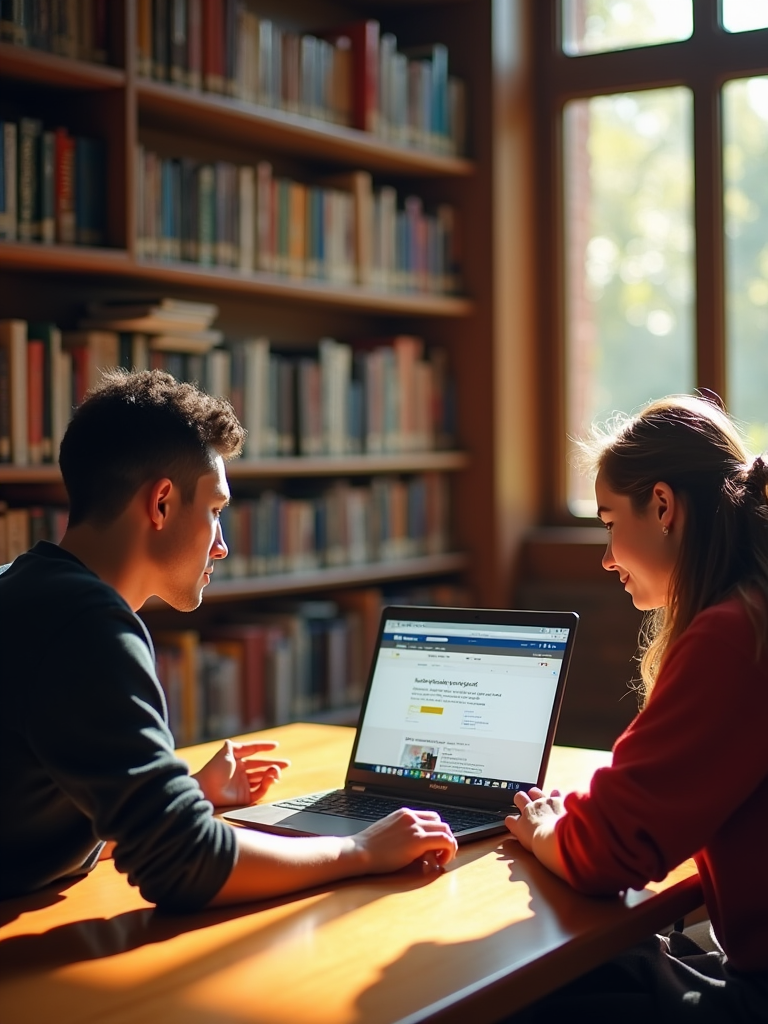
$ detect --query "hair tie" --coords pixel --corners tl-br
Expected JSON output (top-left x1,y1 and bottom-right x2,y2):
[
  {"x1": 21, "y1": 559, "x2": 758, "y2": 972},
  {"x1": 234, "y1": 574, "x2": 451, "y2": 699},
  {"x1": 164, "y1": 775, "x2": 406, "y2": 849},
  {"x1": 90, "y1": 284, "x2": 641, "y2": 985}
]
[{"x1": 745, "y1": 454, "x2": 768, "y2": 504}]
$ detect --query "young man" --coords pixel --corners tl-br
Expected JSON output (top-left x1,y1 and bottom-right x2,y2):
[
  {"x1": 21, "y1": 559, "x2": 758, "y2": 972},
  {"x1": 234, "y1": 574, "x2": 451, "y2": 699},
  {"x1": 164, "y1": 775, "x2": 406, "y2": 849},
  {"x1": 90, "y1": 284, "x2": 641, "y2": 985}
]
[{"x1": 0, "y1": 369, "x2": 456, "y2": 910}]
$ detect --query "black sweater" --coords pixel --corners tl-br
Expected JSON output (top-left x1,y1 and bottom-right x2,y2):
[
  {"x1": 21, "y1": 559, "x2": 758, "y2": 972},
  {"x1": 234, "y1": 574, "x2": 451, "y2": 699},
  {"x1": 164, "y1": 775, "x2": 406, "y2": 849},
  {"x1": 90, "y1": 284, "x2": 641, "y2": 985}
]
[{"x1": 0, "y1": 542, "x2": 236, "y2": 910}]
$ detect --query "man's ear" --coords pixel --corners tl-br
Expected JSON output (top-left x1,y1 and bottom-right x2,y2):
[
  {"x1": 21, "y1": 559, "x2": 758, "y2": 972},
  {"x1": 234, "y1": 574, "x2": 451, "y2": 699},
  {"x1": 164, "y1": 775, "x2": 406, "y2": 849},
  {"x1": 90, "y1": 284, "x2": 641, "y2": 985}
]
[{"x1": 148, "y1": 479, "x2": 174, "y2": 530}]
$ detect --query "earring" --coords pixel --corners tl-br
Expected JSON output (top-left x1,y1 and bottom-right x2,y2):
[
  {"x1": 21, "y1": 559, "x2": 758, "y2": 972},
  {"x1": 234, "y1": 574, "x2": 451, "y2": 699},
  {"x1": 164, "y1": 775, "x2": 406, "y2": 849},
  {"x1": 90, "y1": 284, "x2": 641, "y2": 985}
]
[{"x1": 662, "y1": 525, "x2": 669, "y2": 536}]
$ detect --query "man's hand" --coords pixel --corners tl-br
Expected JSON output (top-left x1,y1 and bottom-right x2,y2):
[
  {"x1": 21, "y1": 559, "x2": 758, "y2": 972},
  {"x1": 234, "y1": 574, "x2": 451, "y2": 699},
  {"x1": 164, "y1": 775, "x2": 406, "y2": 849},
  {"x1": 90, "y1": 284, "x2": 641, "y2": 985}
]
[
  {"x1": 351, "y1": 808, "x2": 458, "y2": 875},
  {"x1": 192, "y1": 740, "x2": 291, "y2": 809},
  {"x1": 505, "y1": 787, "x2": 565, "y2": 851}
]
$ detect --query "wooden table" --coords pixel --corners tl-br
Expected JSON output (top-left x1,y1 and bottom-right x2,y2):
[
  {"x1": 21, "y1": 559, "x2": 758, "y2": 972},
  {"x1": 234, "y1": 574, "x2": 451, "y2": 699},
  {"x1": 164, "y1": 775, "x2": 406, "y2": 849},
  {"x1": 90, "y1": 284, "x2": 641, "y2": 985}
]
[{"x1": 0, "y1": 723, "x2": 703, "y2": 1024}]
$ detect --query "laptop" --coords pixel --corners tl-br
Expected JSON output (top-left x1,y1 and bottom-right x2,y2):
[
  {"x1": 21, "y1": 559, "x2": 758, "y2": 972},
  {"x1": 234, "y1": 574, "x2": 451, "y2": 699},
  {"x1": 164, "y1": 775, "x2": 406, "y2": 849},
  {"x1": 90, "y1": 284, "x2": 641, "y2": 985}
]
[{"x1": 223, "y1": 605, "x2": 578, "y2": 843}]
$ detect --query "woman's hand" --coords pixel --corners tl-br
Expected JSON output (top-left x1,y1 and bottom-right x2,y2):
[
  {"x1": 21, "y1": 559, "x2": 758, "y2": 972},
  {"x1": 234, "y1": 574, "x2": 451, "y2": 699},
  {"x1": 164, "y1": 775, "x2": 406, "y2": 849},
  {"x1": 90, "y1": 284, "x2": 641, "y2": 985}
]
[
  {"x1": 351, "y1": 808, "x2": 458, "y2": 875},
  {"x1": 192, "y1": 740, "x2": 291, "y2": 809},
  {"x1": 505, "y1": 787, "x2": 565, "y2": 853}
]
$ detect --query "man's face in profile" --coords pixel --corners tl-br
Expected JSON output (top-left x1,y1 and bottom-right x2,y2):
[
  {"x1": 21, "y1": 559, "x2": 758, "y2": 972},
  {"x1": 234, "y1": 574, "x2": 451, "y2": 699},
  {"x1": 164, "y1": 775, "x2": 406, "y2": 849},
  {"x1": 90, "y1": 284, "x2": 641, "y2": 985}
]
[{"x1": 154, "y1": 455, "x2": 230, "y2": 612}]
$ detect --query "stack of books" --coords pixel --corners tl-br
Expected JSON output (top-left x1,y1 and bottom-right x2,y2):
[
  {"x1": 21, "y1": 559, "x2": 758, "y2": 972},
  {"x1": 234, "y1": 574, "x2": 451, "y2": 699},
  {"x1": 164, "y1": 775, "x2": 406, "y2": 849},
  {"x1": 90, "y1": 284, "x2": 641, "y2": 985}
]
[
  {"x1": 0, "y1": 120, "x2": 106, "y2": 246},
  {"x1": 75, "y1": 297, "x2": 223, "y2": 382},
  {"x1": 135, "y1": 153, "x2": 462, "y2": 294},
  {"x1": 136, "y1": 6, "x2": 466, "y2": 156}
]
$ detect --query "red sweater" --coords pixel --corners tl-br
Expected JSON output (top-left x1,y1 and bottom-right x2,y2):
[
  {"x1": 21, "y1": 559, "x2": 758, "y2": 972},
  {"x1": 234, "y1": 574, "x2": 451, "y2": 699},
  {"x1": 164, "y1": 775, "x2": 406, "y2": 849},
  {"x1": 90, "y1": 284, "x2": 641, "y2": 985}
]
[{"x1": 556, "y1": 596, "x2": 768, "y2": 973}]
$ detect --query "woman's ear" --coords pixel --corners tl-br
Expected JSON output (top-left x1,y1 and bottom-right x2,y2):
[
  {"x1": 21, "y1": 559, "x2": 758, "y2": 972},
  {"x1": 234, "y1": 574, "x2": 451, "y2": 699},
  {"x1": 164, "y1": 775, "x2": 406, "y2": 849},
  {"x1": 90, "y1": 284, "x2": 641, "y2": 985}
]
[{"x1": 651, "y1": 481, "x2": 679, "y2": 535}]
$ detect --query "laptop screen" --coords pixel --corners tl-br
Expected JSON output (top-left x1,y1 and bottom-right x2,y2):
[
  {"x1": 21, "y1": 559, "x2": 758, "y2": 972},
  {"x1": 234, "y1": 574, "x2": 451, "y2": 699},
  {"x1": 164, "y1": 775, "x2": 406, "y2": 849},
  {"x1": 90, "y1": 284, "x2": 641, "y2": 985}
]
[{"x1": 350, "y1": 611, "x2": 575, "y2": 793}]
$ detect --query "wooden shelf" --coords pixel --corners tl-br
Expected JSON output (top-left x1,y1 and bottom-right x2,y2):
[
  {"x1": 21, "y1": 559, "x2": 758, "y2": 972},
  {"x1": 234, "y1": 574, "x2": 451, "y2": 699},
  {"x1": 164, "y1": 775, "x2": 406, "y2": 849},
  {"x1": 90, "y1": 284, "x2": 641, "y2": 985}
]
[
  {"x1": 0, "y1": 42, "x2": 125, "y2": 89},
  {"x1": 0, "y1": 243, "x2": 473, "y2": 316},
  {"x1": 0, "y1": 241, "x2": 131, "y2": 273},
  {"x1": 137, "y1": 78, "x2": 475, "y2": 178},
  {"x1": 143, "y1": 552, "x2": 469, "y2": 607},
  {"x1": 228, "y1": 451, "x2": 469, "y2": 477},
  {"x1": 0, "y1": 452, "x2": 469, "y2": 485},
  {"x1": 130, "y1": 260, "x2": 474, "y2": 316}
]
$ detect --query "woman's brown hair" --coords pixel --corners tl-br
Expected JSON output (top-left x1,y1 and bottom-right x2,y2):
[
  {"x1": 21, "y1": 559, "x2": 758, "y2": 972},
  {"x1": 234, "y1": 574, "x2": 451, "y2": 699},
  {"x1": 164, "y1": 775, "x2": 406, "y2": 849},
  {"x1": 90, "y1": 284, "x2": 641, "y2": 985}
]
[{"x1": 578, "y1": 394, "x2": 768, "y2": 699}]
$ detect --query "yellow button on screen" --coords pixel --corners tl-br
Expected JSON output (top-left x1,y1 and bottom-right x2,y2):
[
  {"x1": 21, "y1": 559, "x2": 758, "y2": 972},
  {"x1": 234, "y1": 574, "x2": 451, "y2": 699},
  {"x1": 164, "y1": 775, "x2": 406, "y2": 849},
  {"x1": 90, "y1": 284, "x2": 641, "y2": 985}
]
[{"x1": 420, "y1": 706, "x2": 444, "y2": 715}]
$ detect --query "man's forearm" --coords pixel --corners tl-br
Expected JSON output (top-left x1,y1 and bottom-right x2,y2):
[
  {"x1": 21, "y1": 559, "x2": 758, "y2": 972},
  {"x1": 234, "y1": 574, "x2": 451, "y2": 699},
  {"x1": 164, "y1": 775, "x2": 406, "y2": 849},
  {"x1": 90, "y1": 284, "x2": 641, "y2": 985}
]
[{"x1": 208, "y1": 829, "x2": 365, "y2": 906}]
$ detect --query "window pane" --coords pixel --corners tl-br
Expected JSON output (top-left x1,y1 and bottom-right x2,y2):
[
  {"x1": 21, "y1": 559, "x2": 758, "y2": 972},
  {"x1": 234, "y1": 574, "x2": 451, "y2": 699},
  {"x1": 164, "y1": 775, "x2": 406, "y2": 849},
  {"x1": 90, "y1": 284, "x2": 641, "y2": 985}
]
[
  {"x1": 563, "y1": 89, "x2": 695, "y2": 515},
  {"x1": 562, "y1": 0, "x2": 692, "y2": 56},
  {"x1": 722, "y1": 0, "x2": 768, "y2": 33},
  {"x1": 723, "y1": 77, "x2": 768, "y2": 455}
]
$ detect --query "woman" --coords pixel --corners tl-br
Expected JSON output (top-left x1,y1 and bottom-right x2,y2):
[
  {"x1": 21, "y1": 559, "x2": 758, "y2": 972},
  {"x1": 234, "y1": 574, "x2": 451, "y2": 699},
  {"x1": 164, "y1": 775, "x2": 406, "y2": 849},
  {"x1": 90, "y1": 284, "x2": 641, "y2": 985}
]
[{"x1": 505, "y1": 394, "x2": 768, "y2": 1022}]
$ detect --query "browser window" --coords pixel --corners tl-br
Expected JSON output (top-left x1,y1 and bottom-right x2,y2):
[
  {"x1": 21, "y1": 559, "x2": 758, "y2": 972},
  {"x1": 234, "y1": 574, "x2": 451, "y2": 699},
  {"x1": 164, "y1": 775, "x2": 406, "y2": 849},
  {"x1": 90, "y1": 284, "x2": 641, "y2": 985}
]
[{"x1": 352, "y1": 618, "x2": 570, "y2": 790}]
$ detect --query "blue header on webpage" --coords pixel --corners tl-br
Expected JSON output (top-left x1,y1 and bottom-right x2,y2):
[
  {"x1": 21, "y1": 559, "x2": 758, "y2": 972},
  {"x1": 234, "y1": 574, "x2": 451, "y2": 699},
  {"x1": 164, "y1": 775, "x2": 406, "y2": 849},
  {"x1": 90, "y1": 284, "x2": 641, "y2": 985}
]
[{"x1": 382, "y1": 632, "x2": 567, "y2": 651}]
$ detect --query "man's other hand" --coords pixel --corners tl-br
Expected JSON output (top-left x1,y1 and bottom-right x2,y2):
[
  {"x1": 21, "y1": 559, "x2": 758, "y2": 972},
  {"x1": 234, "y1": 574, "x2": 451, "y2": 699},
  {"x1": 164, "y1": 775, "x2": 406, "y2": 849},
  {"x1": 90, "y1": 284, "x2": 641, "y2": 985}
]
[{"x1": 193, "y1": 739, "x2": 291, "y2": 808}]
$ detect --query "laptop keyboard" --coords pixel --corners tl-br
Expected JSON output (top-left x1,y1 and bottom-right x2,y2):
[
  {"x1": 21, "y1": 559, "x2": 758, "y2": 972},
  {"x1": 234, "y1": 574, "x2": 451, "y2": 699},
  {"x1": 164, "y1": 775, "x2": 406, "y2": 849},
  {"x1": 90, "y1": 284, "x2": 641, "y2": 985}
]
[{"x1": 273, "y1": 790, "x2": 507, "y2": 834}]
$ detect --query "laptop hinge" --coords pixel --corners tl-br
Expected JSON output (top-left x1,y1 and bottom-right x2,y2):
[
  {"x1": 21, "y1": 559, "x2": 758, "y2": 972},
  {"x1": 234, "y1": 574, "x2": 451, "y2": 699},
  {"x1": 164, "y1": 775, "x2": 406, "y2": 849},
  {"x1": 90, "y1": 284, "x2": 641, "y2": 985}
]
[{"x1": 349, "y1": 785, "x2": 366, "y2": 792}]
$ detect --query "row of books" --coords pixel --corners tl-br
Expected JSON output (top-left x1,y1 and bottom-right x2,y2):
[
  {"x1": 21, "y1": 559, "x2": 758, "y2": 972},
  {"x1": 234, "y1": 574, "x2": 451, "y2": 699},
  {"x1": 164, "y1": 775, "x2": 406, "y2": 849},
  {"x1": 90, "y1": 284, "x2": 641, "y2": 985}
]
[
  {"x1": 0, "y1": 470, "x2": 451, "y2": 577},
  {"x1": 0, "y1": 119, "x2": 106, "y2": 245},
  {"x1": 147, "y1": 335, "x2": 456, "y2": 458},
  {"x1": 136, "y1": 152, "x2": 461, "y2": 294},
  {"x1": 0, "y1": 502, "x2": 67, "y2": 564},
  {"x1": 152, "y1": 583, "x2": 470, "y2": 743},
  {"x1": 0, "y1": 315, "x2": 458, "y2": 465},
  {"x1": 0, "y1": 0, "x2": 110, "y2": 63},
  {"x1": 138, "y1": 5, "x2": 466, "y2": 156},
  {"x1": 216, "y1": 473, "x2": 451, "y2": 579}
]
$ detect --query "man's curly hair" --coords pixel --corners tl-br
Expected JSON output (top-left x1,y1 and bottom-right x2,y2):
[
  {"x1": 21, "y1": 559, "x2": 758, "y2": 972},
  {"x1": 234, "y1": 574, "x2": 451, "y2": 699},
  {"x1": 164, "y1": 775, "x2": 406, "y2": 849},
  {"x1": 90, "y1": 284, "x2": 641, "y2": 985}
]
[{"x1": 59, "y1": 369, "x2": 245, "y2": 527}]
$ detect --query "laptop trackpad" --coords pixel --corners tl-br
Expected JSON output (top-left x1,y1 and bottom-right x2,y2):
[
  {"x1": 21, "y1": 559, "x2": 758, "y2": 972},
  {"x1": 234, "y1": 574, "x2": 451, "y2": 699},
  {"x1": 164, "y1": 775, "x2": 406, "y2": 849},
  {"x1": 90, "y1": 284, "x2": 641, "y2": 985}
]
[{"x1": 224, "y1": 805, "x2": 371, "y2": 837}]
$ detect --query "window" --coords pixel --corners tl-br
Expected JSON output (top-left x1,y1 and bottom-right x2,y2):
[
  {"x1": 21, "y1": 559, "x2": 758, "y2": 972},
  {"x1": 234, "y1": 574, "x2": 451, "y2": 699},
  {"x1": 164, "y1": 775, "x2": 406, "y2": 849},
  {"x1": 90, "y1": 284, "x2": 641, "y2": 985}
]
[{"x1": 534, "y1": 1, "x2": 768, "y2": 516}]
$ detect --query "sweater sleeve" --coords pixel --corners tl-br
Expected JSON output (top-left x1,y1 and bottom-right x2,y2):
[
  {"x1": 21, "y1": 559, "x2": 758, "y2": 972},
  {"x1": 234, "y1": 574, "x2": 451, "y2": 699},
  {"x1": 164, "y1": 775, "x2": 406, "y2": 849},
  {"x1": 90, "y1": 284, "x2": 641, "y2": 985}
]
[
  {"x1": 555, "y1": 600, "x2": 768, "y2": 895},
  {"x1": 22, "y1": 597, "x2": 236, "y2": 912}
]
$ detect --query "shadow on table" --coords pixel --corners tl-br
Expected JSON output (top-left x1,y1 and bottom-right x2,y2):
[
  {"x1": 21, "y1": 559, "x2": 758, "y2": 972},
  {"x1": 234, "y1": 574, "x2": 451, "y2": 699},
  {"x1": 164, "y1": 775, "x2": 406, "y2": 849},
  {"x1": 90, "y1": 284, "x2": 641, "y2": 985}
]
[
  {"x1": 0, "y1": 855, "x2": 448, "y2": 976},
  {"x1": 352, "y1": 838, "x2": 648, "y2": 1023}
]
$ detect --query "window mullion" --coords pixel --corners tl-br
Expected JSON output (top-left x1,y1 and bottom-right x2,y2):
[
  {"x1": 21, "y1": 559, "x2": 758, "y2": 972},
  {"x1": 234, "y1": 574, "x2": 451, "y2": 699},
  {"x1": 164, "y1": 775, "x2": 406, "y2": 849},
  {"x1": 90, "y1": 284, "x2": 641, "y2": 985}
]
[{"x1": 692, "y1": 78, "x2": 727, "y2": 396}]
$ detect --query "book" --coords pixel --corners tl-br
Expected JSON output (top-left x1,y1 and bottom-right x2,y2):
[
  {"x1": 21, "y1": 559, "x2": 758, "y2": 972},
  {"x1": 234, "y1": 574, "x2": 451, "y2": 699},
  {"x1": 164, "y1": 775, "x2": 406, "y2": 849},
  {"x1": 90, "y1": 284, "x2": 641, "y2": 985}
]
[
  {"x1": 61, "y1": 330, "x2": 120, "y2": 403},
  {"x1": 55, "y1": 127, "x2": 76, "y2": 243},
  {"x1": 74, "y1": 136, "x2": 106, "y2": 246},
  {"x1": 27, "y1": 322, "x2": 64, "y2": 462},
  {"x1": 26, "y1": 336, "x2": 45, "y2": 464},
  {"x1": 199, "y1": 639, "x2": 243, "y2": 739},
  {"x1": 202, "y1": 0, "x2": 225, "y2": 94},
  {"x1": 242, "y1": 336, "x2": 273, "y2": 458},
  {"x1": 0, "y1": 319, "x2": 28, "y2": 465},
  {"x1": 153, "y1": 629, "x2": 200, "y2": 745},
  {"x1": 238, "y1": 164, "x2": 255, "y2": 273},
  {"x1": 169, "y1": 0, "x2": 188, "y2": 87},
  {"x1": 136, "y1": 0, "x2": 153, "y2": 76},
  {"x1": 18, "y1": 117, "x2": 42, "y2": 243},
  {"x1": 321, "y1": 171, "x2": 373, "y2": 286},
  {"x1": 147, "y1": 330, "x2": 223, "y2": 353},
  {"x1": 0, "y1": 122, "x2": 17, "y2": 241},
  {"x1": 85, "y1": 297, "x2": 219, "y2": 322},
  {"x1": 40, "y1": 130, "x2": 55, "y2": 243},
  {"x1": 152, "y1": 0, "x2": 169, "y2": 80},
  {"x1": 204, "y1": 624, "x2": 268, "y2": 730},
  {"x1": 320, "y1": 20, "x2": 380, "y2": 134},
  {"x1": 187, "y1": 0, "x2": 203, "y2": 90}
]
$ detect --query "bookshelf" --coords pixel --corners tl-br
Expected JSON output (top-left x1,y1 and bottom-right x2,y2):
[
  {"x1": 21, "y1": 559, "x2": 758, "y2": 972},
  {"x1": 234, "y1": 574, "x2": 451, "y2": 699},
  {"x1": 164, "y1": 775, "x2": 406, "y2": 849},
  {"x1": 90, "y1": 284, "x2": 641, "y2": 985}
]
[{"x1": 0, "y1": 1, "x2": 538, "y2": 738}]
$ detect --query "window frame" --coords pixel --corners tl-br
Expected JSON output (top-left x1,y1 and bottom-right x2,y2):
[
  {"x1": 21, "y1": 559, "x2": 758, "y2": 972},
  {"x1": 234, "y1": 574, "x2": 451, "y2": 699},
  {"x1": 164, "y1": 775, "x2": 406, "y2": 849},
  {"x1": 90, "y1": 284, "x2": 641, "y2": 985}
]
[{"x1": 532, "y1": 0, "x2": 768, "y2": 521}]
